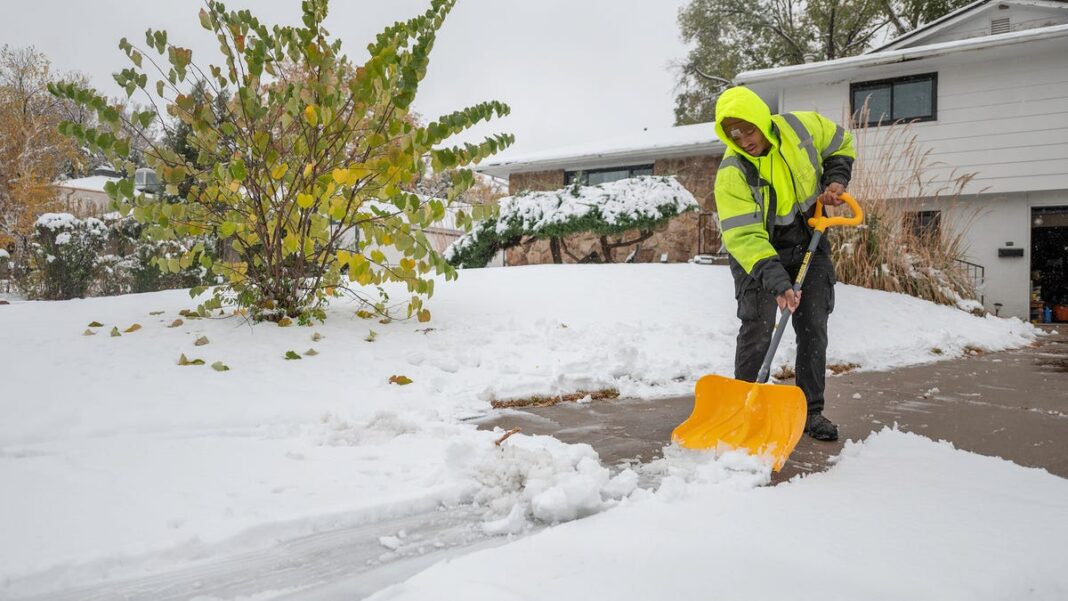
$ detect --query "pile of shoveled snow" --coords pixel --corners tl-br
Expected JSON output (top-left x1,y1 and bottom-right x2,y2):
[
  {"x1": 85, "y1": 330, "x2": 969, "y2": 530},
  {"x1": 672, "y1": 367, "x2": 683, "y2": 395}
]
[
  {"x1": 449, "y1": 433, "x2": 642, "y2": 535},
  {"x1": 371, "y1": 428, "x2": 1068, "y2": 601}
]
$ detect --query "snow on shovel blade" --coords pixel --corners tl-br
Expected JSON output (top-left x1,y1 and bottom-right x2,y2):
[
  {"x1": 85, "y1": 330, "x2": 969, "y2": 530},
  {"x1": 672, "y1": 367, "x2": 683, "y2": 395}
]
[{"x1": 672, "y1": 374, "x2": 807, "y2": 472}]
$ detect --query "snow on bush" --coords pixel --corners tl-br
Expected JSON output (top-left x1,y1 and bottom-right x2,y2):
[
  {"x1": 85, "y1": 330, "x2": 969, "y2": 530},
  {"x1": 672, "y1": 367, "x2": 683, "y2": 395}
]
[
  {"x1": 445, "y1": 176, "x2": 698, "y2": 268},
  {"x1": 19, "y1": 213, "x2": 218, "y2": 300},
  {"x1": 26, "y1": 213, "x2": 109, "y2": 300},
  {"x1": 93, "y1": 213, "x2": 217, "y2": 297},
  {"x1": 499, "y1": 175, "x2": 697, "y2": 233}
]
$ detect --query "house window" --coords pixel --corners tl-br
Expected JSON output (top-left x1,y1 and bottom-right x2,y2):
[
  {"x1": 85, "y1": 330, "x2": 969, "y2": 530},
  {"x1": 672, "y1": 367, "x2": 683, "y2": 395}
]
[
  {"x1": 565, "y1": 164, "x2": 654, "y2": 186},
  {"x1": 907, "y1": 210, "x2": 941, "y2": 241},
  {"x1": 851, "y1": 73, "x2": 937, "y2": 126}
]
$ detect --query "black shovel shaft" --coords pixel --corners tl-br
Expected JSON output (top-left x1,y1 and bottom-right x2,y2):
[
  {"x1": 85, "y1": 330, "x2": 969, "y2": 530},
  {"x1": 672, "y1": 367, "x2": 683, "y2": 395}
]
[{"x1": 756, "y1": 230, "x2": 824, "y2": 384}]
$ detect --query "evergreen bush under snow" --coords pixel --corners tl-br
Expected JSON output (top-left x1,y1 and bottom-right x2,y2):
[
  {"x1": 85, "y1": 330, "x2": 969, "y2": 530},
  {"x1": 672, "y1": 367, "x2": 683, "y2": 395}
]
[
  {"x1": 28, "y1": 213, "x2": 109, "y2": 300},
  {"x1": 445, "y1": 176, "x2": 698, "y2": 268},
  {"x1": 20, "y1": 212, "x2": 217, "y2": 300}
]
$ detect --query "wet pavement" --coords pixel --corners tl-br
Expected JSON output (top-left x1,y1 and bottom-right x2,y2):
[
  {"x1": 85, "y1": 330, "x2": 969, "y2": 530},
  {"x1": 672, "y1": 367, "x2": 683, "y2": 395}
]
[{"x1": 474, "y1": 326, "x2": 1068, "y2": 483}]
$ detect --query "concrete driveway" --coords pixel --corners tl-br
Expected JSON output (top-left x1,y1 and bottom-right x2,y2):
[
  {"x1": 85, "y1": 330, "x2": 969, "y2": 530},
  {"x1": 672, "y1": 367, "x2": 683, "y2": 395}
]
[{"x1": 475, "y1": 326, "x2": 1068, "y2": 483}]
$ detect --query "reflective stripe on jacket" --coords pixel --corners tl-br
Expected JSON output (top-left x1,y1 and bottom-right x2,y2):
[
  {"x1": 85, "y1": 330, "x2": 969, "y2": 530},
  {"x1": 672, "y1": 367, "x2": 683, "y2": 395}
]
[{"x1": 713, "y1": 86, "x2": 855, "y2": 277}]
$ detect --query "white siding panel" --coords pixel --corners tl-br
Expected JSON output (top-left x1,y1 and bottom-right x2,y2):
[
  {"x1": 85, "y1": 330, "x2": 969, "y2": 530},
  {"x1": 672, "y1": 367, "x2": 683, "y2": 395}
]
[
  {"x1": 937, "y1": 78, "x2": 1068, "y2": 110},
  {"x1": 938, "y1": 96, "x2": 1068, "y2": 123},
  {"x1": 926, "y1": 160, "x2": 1068, "y2": 182},
  {"x1": 911, "y1": 117, "x2": 1068, "y2": 143},
  {"x1": 935, "y1": 189, "x2": 1068, "y2": 320},
  {"x1": 856, "y1": 126, "x2": 1067, "y2": 152},
  {"x1": 781, "y1": 83, "x2": 851, "y2": 121}
]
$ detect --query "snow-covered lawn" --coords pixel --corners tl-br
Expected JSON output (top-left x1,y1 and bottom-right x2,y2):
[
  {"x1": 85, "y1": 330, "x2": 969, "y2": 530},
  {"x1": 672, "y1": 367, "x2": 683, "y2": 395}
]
[{"x1": 0, "y1": 264, "x2": 1053, "y2": 597}]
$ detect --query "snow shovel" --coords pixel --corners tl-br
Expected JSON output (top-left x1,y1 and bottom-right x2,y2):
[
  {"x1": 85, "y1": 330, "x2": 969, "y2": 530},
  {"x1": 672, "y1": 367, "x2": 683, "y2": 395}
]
[{"x1": 672, "y1": 192, "x2": 864, "y2": 471}]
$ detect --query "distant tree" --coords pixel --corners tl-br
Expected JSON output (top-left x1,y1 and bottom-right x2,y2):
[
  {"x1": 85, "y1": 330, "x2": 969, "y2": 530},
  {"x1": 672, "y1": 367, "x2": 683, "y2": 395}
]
[
  {"x1": 409, "y1": 168, "x2": 504, "y2": 207},
  {"x1": 159, "y1": 79, "x2": 232, "y2": 199},
  {"x1": 880, "y1": 0, "x2": 977, "y2": 38},
  {"x1": 0, "y1": 46, "x2": 82, "y2": 254},
  {"x1": 52, "y1": 0, "x2": 512, "y2": 322},
  {"x1": 673, "y1": 0, "x2": 974, "y2": 124}
]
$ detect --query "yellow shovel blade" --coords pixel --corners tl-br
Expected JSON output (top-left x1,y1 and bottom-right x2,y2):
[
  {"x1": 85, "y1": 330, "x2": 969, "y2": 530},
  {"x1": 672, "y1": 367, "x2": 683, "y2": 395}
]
[{"x1": 672, "y1": 374, "x2": 807, "y2": 471}]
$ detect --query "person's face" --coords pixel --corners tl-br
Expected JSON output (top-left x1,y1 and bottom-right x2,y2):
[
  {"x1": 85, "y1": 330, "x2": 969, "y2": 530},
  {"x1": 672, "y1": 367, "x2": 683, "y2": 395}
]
[{"x1": 722, "y1": 118, "x2": 770, "y2": 156}]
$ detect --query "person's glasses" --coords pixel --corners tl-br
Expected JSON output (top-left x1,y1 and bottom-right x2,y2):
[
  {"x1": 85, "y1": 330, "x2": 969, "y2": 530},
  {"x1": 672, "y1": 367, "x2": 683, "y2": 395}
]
[{"x1": 728, "y1": 125, "x2": 757, "y2": 142}]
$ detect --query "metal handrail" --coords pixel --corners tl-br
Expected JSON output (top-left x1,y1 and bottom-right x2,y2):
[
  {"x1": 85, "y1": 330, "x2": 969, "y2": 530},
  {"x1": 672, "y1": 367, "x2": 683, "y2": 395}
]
[{"x1": 953, "y1": 258, "x2": 985, "y2": 305}]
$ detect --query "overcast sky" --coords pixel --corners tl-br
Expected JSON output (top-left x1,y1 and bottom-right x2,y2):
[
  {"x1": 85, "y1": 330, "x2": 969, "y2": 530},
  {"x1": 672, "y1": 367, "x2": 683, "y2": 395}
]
[{"x1": 1, "y1": 0, "x2": 693, "y2": 157}]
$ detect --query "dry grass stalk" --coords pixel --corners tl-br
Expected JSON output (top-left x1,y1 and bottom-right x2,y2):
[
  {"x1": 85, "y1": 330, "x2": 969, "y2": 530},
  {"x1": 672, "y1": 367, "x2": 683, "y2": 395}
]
[
  {"x1": 490, "y1": 388, "x2": 620, "y2": 410},
  {"x1": 494, "y1": 427, "x2": 521, "y2": 446},
  {"x1": 827, "y1": 362, "x2": 861, "y2": 375}
]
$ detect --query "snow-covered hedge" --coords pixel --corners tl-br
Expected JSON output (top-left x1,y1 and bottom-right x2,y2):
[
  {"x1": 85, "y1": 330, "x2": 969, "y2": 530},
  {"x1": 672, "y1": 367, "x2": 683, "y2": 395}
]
[
  {"x1": 26, "y1": 213, "x2": 109, "y2": 300},
  {"x1": 94, "y1": 213, "x2": 218, "y2": 297},
  {"x1": 19, "y1": 212, "x2": 218, "y2": 300},
  {"x1": 446, "y1": 176, "x2": 698, "y2": 268}
]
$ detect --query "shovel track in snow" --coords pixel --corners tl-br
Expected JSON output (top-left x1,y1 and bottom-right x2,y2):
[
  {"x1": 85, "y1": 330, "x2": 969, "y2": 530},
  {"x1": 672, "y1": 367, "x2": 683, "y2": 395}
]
[{"x1": 6, "y1": 506, "x2": 507, "y2": 601}]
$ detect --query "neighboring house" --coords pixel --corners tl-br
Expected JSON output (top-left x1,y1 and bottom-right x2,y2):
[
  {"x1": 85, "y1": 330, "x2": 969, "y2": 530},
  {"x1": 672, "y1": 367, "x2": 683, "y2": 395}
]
[
  {"x1": 477, "y1": 125, "x2": 725, "y2": 265},
  {"x1": 735, "y1": 0, "x2": 1068, "y2": 321},
  {"x1": 376, "y1": 202, "x2": 501, "y2": 267},
  {"x1": 54, "y1": 173, "x2": 119, "y2": 217}
]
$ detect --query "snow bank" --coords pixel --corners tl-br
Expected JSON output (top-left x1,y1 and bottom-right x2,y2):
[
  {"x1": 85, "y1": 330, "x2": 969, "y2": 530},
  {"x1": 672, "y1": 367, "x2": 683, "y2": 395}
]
[
  {"x1": 448, "y1": 434, "x2": 639, "y2": 535},
  {"x1": 371, "y1": 429, "x2": 1068, "y2": 601}
]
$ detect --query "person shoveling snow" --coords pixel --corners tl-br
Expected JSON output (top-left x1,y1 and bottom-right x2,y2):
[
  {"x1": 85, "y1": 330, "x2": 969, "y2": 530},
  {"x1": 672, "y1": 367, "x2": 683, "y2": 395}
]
[{"x1": 674, "y1": 86, "x2": 862, "y2": 469}]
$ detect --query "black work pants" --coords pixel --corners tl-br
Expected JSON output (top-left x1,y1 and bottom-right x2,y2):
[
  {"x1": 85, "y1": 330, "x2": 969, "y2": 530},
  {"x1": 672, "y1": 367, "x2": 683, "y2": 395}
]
[{"x1": 734, "y1": 253, "x2": 836, "y2": 414}]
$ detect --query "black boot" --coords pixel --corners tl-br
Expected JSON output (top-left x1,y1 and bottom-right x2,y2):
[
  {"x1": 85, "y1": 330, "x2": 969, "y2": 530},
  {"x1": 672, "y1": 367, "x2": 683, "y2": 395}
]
[{"x1": 805, "y1": 413, "x2": 839, "y2": 441}]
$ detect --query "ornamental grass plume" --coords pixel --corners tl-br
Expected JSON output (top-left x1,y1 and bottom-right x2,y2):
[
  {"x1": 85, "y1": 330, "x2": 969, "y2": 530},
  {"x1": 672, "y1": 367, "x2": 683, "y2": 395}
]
[{"x1": 828, "y1": 107, "x2": 984, "y2": 312}]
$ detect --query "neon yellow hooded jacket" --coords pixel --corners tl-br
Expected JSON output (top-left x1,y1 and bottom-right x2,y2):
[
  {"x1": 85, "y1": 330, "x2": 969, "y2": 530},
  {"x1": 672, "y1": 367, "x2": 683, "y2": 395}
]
[{"x1": 713, "y1": 86, "x2": 855, "y2": 294}]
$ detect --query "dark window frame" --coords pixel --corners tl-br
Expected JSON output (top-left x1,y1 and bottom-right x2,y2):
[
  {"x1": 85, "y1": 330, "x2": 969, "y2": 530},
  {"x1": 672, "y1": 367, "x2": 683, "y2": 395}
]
[
  {"x1": 850, "y1": 73, "x2": 938, "y2": 127},
  {"x1": 906, "y1": 209, "x2": 942, "y2": 241},
  {"x1": 565, "y1": 164, "x2": 655, "y2": 186}
]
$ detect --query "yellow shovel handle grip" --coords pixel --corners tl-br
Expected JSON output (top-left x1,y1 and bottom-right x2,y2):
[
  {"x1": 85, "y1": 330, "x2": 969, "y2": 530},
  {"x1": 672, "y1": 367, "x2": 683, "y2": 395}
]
[{"x1": 808, "y1": 191, "x2": 864, "y2": 232}]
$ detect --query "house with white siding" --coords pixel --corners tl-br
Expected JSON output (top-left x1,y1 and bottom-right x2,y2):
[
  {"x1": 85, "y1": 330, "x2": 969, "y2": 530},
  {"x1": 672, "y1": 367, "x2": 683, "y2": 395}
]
[
  {"x1": 736, "y1": 0, "x2": 1068, "y2": 321},
  {"x1": 54, "y1": 173, "x2": 118, "y2": 217}
]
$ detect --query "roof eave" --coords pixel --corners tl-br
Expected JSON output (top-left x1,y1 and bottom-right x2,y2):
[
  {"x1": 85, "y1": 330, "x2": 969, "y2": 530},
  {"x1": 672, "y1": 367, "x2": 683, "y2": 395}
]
[
  {"x1": 736, "y1": 23, "x2": 1068, "y2": 85},
  {"x1": 476, "y1": 141, "x2": 724, "y2": 178},
  {"x1": 57, "y1": 186, "x2": 109, "y2": 193}
]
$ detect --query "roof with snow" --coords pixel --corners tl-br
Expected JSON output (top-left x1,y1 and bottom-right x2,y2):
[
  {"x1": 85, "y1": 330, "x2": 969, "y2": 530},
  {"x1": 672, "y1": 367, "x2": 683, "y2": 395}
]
[
  {"x1": 476, "y1": 123, "x2": 724, "y2": 179},
  {"x1": 54, "y1": 175, "x2": 118, "y2": 194}
]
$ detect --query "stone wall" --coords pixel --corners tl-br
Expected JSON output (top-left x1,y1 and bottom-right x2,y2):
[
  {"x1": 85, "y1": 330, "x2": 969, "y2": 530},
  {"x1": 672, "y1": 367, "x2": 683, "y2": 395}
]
[
  {"x1": 508, "y1": 170, "x2": 565, "y2": 196},
  {"x1": 504, "y1": 155, "x2": 721, "y2": 266}
]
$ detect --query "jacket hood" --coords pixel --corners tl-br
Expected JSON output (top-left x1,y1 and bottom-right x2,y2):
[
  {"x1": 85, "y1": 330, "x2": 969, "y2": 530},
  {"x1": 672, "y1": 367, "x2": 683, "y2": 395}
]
[{"x1": 715, "y1": 86, "x2": 777, "y2": 158}]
